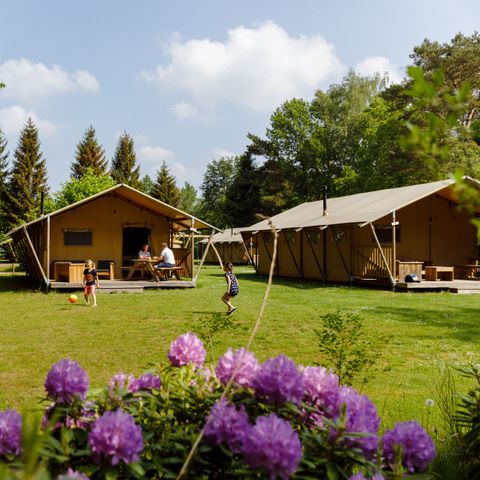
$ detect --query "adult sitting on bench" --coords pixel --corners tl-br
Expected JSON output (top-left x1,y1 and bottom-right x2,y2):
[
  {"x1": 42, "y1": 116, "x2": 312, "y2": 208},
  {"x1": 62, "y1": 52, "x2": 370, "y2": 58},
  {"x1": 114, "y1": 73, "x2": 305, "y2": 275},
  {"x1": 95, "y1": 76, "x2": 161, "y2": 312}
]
[{"x1": 155, "y1": 242, "x2": 175, "y2": 281}]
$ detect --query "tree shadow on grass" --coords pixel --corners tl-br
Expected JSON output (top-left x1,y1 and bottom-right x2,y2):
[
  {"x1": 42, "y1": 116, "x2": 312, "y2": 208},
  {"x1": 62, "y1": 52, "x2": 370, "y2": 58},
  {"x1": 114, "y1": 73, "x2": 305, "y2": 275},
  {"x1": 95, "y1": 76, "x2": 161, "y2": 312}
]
[
  {"x1": 209, "y1": 270, "x2": 333, "y2": 291},
  {"x1": 0, "y1": 275, "x2": 37, "y2": 292},
  {"x1": 373, "y1": 305, "x2": 480, "y2": 344}
]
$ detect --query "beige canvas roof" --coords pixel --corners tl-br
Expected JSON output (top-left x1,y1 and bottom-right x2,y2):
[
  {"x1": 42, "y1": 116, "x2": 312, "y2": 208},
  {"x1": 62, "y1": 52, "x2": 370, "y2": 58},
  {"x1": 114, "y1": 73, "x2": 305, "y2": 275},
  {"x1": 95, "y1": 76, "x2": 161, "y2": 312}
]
[
  {"x1": 241, "y1": 178, "x2": 480, "y2": 233},
  {"x1": 8, "y1": 184, "x2": 219, "y2": 234},
  {"x1": 199, "y1": 228, "x2": 245, "y2": 244}
]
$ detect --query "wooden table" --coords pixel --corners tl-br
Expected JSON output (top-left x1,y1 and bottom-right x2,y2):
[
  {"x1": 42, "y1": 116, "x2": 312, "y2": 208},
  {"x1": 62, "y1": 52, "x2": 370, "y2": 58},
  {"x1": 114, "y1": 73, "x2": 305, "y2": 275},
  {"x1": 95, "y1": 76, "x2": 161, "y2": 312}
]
[
  {"x1": 125, "y1": 259, "x2": 158, "y2": 281},
  {"x1": 424, "y1": 266, "x2": 454, "y2": 281}
]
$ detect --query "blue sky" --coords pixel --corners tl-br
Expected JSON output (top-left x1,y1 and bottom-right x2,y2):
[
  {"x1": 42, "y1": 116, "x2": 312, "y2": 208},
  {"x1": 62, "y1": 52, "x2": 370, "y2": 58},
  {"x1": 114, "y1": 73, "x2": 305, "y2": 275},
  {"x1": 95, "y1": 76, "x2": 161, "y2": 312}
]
[{"x1": 0, "y1": 0, "x2": 478, "y2": 191}]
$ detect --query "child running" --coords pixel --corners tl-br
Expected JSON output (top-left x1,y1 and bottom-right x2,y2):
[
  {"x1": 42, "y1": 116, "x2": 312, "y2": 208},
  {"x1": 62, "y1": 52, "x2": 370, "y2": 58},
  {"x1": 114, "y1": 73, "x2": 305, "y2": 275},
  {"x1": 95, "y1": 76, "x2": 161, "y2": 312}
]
[
  {"x1": 222, "y1": 262, "x2": 239, "y2": 315},
  {"x1": 83, "y1": 259, "x2": 99, "y2": 307}
]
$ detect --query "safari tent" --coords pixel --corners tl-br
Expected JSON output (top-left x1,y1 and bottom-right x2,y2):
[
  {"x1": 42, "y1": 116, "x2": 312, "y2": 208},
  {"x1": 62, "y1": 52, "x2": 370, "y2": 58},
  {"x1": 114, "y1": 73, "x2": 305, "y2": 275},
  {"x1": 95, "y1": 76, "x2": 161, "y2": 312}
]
[
  {"x1": 199, "y1": 228, "x2": 254, "y2": 265},
  {"x1": 240, "y1": 178, "x2": 480, "y2": 287},
  {"x1": 6, "y1": 184, "x2": 217, "y2": 288}
]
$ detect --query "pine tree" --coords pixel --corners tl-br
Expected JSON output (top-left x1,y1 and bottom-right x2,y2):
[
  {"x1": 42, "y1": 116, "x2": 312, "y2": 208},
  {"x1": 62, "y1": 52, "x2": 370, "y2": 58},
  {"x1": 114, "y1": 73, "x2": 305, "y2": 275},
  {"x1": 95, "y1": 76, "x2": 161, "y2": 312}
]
[
  {"x1": 71, "y1": 125, "x2": 107, "y2": 179},
  {"x1": 3, "y1": 118, "x2": 49, "y2": 230},
  {"x1": 0, "y1": 128, "x2": 9, "y2": 233},
  {"x1": 224, "y1": 153, "x2": 260, "y2": 227},
  {"x1": 151, "y1": 161, "x2": 180, "y2": 207},
  {"x1": 110, "y1": 132, "x2": 141, "y2": 188}
]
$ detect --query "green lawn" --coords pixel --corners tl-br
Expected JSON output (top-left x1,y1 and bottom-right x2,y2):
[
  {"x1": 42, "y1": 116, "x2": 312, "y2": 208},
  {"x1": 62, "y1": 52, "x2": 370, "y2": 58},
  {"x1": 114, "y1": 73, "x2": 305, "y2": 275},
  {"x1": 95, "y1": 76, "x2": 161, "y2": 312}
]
[{"x1": 0, "y1": 265, "x2": 478, "y2": 440}]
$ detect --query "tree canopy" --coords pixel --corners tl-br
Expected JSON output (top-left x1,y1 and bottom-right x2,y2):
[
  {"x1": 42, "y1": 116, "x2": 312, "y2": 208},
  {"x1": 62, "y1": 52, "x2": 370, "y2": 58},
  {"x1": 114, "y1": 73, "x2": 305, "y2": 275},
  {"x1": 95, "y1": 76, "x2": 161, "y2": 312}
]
[
  {"x1": 111, "y1": 132, "x2": 141, "y2": 188},
  {"x1": 2, "y1": 119, "x2": 49, "y2": 230},
  {"x1": 151, "y1": 161, "x2": 181, "y2": 207},
  {"x1": 71, "y1": 125, "x2": 107, "y2": 179}
]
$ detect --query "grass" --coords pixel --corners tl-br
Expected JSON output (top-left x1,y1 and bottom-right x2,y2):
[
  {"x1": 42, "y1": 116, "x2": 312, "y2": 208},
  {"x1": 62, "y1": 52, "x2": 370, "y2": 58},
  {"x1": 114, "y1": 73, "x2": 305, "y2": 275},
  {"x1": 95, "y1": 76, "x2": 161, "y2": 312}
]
[{"x1": 0, "y1": 265, "x2": 478, "y2": 441}]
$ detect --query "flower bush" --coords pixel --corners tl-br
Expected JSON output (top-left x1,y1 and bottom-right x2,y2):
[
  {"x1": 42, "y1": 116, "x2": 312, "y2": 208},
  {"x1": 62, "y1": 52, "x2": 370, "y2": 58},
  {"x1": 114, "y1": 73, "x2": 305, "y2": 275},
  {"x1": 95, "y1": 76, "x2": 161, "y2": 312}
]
[{"x1": 0, "y1": 332, "x2": 437, "y2": 479}]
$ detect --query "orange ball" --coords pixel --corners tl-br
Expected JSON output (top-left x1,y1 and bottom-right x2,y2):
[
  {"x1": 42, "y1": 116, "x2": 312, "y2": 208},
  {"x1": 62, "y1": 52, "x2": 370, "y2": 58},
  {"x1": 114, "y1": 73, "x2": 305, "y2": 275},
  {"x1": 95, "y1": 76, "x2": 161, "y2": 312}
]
[{"x1": 69, "y1": 294, "x2": 78, "y2": 304}]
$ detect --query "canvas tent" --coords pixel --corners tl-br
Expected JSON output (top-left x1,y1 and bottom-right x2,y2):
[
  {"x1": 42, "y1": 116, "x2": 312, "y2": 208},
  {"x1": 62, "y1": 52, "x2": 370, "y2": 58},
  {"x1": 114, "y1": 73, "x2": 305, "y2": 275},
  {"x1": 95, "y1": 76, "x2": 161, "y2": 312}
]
[
  {"x1": 6, "y1": 184, "x2": 217, "y2": 288},
  {"x1": 240, "y1": 178, "x2": 480, "y2": 286},
  {"x1": 199, "y1": 228, "x2": 254, "y2": 264}
]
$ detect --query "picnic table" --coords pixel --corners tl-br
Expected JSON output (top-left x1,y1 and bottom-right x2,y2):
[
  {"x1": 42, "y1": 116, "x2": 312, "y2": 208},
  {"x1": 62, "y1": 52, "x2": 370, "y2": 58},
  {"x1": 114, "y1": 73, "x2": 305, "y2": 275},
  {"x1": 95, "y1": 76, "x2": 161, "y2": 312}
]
[
  {"x1": 125, "y1": 259, "x2": 157, "y2": 280},
  {"x1": 124, "y1": 259, "x2": 182, "y2": 282}
]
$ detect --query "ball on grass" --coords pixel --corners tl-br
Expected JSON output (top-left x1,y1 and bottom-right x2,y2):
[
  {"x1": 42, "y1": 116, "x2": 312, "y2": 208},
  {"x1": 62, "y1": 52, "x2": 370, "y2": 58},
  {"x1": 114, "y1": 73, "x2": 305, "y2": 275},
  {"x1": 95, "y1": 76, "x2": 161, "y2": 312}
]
[{"x1": 69, "y1": 294, "x2": 78, "y2": 304}]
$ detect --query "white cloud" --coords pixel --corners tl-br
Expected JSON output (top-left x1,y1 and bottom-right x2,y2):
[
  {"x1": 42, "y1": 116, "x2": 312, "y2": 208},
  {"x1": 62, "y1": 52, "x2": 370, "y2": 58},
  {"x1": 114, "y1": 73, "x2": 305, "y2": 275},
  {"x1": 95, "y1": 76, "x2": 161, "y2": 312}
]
[
  {"x1": 170, "y1": 101, "x2": 199, "y2": 119},
  {"x1": 0, "y1": 105, "x2": 58, "y2": 136},
  {"x1": 355, "y1": 56, "x2": 403, "y2": 84},
  {"x1": 0, "y1": 58, "x2": 99, "y2": 103},
  {"x1": 142, "y1": 21, "x2": 345, "y2": 113},
  {"x1": 212, "y1": 148, "x2": 236, "y2": 160},
  {"x1": 138, "y1": 145, "x2": 176, "y2": 165}
]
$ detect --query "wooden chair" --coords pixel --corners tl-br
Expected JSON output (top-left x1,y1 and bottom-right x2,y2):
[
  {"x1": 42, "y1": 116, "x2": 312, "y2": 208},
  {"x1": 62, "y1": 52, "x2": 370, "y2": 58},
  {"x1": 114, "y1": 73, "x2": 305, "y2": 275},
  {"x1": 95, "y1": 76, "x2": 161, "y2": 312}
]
[{"x1": 96, "y1": 260, "x2": 115, "y2": 280}]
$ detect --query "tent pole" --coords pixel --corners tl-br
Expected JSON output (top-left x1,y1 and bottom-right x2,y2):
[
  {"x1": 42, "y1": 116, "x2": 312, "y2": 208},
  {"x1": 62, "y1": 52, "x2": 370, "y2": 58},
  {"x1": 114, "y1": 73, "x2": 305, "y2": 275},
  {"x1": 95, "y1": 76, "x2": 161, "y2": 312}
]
[
  {"x1": 46, "y1": 215, "x2": 51, "y2": 281},
  {"x1": 369, "y1": 223, "x2": 395, "y2": 286},
  {"x1": 210, "y1": 242, "x2": 224, "y2": 269},
  {"x1": 193, "y1": 231, "x2": 214, "y2": 283},
  {"x1": 23, "y1": 226, "x2": 49, "y2": 287}
]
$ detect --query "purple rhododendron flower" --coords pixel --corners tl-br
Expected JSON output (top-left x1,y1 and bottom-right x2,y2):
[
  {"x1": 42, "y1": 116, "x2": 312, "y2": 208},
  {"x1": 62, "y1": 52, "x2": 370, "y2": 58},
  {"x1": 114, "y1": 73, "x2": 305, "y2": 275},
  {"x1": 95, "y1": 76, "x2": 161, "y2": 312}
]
[
  {"x1": 88, "y1": 409, "x2": 143, "y2": 465},
  {"x1": 253, "y1": 355, "x2": 304, "y2": 405},
  {"x1": 0, "y1": 409, "x2": 22, "y2": 456},
  {"x1": 56, "y1": 468, "x2": 90, "y2": 479},
  {"x1": 109, "y1": 372, "x2": 137, "y2": 393},
  {"x1": 131, "y1": 372, "x2": 161, "y2": 391},
  {"x1": 45, "y1": 359, "x2": 89, "y2": 404},
  {"x1": 76, "y1": 401, "x2": 98, "y2": 430},
  {"x1": 349, "y1": 473, "x2": 384, "y2": 480},
  {"x1": 215, "y1": 348, "x2": 259, "y2": 388},
  {"x1": 302, "y1": 366, "x2": 340, "y2": 417},
  {"x1": 336, "y1": 387, "x2": 380, "y2": 459},
  {"x1": 383, "y1": 420, "x2": 436, "y2": 473},
  {"x1": 204, "y1": 398, "x2": 251, "y2": 453},
  {"x1": 242, "y1": 413, "x2": 302, "y2": 480},
  {"x1": 168, "y1": 332, "x2": 206, "y2": 368}
]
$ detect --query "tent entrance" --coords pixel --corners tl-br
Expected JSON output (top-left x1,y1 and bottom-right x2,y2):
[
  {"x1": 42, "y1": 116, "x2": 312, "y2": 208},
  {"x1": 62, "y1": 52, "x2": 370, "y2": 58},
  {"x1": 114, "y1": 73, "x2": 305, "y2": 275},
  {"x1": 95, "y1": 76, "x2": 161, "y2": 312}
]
[{"x1": 122, "y1": 227, "x2": 151, "y2": 268}]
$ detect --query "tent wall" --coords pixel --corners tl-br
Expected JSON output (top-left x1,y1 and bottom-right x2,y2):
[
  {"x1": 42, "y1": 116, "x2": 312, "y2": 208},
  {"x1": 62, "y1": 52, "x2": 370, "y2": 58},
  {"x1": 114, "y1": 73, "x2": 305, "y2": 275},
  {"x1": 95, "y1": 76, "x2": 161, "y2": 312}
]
[
  {"x1": 203, "y1": 242, "x2": 248, "y2": 264},
  {"x1": 250, "y1": 193, "x2": 477, "y2": 282},
  {"x1": 49, "y1": 195, "x2": 170, "y2": 279}
]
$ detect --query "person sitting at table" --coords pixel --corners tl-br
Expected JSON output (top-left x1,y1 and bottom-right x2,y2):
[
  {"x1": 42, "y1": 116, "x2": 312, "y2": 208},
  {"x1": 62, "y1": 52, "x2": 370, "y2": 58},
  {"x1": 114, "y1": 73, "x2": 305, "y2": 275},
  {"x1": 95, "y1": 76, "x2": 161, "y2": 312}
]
[
  {"x1": 156, "y1": 242, "x2": 175, "y2": 280},
  {"x1": 138, "y1": 244, "x2": 151, "y2": 259}
]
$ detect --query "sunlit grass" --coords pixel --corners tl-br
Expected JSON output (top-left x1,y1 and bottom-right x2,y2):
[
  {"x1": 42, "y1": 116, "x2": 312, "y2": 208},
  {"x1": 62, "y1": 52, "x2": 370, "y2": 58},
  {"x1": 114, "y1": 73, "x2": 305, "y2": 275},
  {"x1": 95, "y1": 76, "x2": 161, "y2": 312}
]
[{"x1": 0, "y1": 265, "x2": 478, "y2": 439}]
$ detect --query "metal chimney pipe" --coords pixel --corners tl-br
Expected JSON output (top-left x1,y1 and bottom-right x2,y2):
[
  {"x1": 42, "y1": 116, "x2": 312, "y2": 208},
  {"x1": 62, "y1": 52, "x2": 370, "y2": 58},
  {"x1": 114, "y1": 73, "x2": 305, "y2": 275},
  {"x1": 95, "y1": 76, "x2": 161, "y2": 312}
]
[{"x1": 322, "y1": 185, "x2": 328, "y2": 216}]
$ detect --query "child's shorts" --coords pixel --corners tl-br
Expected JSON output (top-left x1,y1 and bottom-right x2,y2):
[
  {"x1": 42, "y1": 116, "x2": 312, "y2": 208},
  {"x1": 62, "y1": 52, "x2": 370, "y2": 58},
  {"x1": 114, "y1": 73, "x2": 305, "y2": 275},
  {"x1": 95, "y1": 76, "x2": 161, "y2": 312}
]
[{"x1": 84, "y1": 285, "x2": 95, "y2": 295}]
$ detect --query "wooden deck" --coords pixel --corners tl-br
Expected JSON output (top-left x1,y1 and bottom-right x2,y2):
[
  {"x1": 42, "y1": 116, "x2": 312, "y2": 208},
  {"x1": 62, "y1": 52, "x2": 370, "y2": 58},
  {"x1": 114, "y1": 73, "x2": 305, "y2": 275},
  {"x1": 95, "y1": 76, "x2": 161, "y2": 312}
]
[
  {"x1": 353, "y1": 276, "x2": 480, "y2": 293},
  {"x1": 396, "y1": 279, "x2": 480, "y2": 293},
  {"x1": 49, "y1": 279, "x2": 195, "y2": 293}
]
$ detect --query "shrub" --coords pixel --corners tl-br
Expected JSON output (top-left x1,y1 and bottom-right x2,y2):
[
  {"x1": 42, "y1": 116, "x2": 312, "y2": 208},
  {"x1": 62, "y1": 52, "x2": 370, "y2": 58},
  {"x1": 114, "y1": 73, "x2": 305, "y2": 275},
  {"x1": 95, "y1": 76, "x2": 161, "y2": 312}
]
[{"x1": 0, "y1": 332, "x2": 436, "y2": 479}]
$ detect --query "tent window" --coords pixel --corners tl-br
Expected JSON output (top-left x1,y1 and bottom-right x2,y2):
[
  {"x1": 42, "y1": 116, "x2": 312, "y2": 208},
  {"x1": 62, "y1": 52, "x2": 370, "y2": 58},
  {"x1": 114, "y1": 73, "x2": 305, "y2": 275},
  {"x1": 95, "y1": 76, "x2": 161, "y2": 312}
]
[
  {"x1": 374, "y1": 226, "x2": 400, "y2": 243},
  {"x1": 64, "y1": 230, "x2": 93, "y2": 246}
]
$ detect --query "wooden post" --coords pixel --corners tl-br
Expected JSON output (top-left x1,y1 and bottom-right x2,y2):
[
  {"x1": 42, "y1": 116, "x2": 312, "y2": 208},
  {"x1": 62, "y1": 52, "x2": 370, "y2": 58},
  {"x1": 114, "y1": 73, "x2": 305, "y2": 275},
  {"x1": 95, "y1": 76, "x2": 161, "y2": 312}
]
[
  {"x1": 46, "y1": 215, "x2": 51, "y2": 281},
  {"x1": 23, "y1": 226, "x2": 49, "y2": 287},
  {"x1": 193, "y1": 231, "x2": 214, "y2": 283},
  {"x1": 369, "y1": 223, "x2": 395, "y2": 286},
  {"x1": 392, "y1": 210, "x2": 398, "y2": 283},
  {"x1": 322, "y1": 227, "x2": 328, "y2": 283},
  {"x1": 210, "y1": 242, "x2": 224, "y2": 269}
]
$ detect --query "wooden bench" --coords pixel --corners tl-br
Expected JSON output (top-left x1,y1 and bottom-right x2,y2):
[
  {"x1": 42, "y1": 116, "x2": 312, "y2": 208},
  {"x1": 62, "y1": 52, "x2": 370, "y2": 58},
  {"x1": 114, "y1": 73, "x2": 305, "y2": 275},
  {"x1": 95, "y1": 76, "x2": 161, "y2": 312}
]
[
  {"x1": 424, "y1": 266, "x2": 454, "y2": 281},
  {"x1": 454, "y1": 264, "x2": 480, "y2": 279},
  {"x1": 96, "y1": 260, "x2": 115, "y2": 280},
  {"x1": 154, "y1": 266, "x2": 182, "y2": 281}
]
